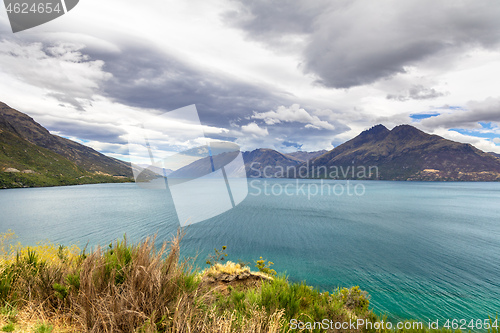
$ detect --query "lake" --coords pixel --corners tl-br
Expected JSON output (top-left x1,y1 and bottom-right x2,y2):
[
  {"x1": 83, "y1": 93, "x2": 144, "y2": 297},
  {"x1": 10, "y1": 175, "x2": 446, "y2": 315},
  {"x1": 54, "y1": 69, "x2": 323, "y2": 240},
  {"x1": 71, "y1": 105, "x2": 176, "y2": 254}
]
[{"x1": 1, "y1": 179, "x2": 499, "y2": 322}]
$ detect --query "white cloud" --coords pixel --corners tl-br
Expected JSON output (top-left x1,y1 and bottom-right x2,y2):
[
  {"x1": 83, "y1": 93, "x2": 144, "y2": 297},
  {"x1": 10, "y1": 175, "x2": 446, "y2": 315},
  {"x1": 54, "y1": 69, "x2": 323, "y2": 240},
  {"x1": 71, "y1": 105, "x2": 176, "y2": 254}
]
[
  {"x1": 0, "y1": 39, "x2": 111, "y2": 104},
  {"x1": 414, "y1": 127, "x2": 500, "y2": 154},
  {"x1": 419, "y1": 97, "x2": 500, "y2": 130},
  {"x1": 252, "y1": 104, "x2": 335, "y2": 130},
  {"x1": 241, "y1": 122, "x2": 269, "y2": 137}
]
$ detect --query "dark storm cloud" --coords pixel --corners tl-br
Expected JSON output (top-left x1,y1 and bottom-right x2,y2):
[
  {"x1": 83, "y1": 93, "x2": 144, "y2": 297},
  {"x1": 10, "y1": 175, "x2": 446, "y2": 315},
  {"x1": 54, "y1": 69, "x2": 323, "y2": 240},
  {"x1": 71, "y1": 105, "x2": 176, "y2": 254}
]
[
  {"x1": 226, "y1": 0, "x2": 500, "y2": 88},
  {"x1": 223, "y1": 0, "x2": 331, "y2": 41},
  {"x1": 47, "y1": 92, "x2": 86, "y2": 111},
  {"x1": 91, "y1": 42, "x2": 292, "y2": 129},
  {"x1": 387, "y1": 85, "x2": 447, "y2": 102}
]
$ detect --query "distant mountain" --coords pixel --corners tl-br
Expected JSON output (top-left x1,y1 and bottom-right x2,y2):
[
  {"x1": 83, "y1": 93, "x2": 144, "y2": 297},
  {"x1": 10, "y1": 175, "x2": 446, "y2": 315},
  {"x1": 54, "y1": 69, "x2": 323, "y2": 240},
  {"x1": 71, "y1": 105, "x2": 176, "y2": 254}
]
[
  {"x1": 137, "y1": 164, "x2": 173, "y2": 176},
  {"x1": 0, "y1": 102, "x2": 152, "y2": 188},
  {"x1": 284, "y1": 150, "x2": 327, "y2": 162},
  {"x1": 295, "y1": 124, "x2": 500, "y2": 181},
  {"x1": 243, "y1": 148, "x2": 303, "y2": 178},
  {"x1": 168, "y1": 148, "x2": 309, "y2": 179}
]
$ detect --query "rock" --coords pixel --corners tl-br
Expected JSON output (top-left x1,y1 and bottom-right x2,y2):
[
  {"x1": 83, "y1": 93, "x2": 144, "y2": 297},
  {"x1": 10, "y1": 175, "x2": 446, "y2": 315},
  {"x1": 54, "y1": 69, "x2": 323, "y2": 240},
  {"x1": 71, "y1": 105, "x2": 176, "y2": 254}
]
[
  {"x1": 216, "y1": 274, "x2": 229, "y2": 281},
  {"x1": 226, "y1": 275, "x2": 237, "y2": 282},
  {"x1": 21, "y1": 169, "x2": 35, "y2": 174},
  {"x1": 256, "y1": 274, "x2": 273, "y2": 281},
  {"x1": 4, "y1": 168, "x2": 20, "y2": 173},
  {"x1": 237, "y1": 272, "x2": 251, "y2": 280}
]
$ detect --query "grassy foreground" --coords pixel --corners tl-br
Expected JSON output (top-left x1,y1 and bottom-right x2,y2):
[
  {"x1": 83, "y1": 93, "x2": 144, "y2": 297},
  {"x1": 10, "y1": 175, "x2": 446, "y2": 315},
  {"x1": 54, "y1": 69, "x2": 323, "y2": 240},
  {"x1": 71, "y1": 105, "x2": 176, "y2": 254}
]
[{"x1": 0, "y1": 231, "x2": 495, "y2": 333}]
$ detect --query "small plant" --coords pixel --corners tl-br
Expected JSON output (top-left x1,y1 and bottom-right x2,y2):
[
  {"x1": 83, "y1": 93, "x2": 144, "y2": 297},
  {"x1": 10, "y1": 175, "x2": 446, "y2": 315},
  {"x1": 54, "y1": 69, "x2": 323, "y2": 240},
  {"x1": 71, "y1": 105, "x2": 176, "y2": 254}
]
[
  {"x1": 53, "y1": 283, "x2": 69, "y2": 300},
  {"x1": 0, "y1": 230, "x2": 16, "y2": 257},
  {"x1": 57, "y1": 244, "x2": 67, "y2": 262},
  {"x1": 338, "y1": 286, "x2": 370, "y2": 313},
  {"x1": 0, "y1": 303, "x2": 17, "y2": 323},
  {"x1": 25, "y1": 247, "x2": 38, "y2": 267},
  {"x1": 104, "y1": 236, "x2": 133, "y2": 285},
  {"x1": 34, "y1": 322, "x2": 54, "y2": 333},
  {"x1": 66, "y1": 272, "x2": 80, "y2": 291},
  {"x1": 237, "y1": 259, "x2": 250, "y2": 268},
  {"x1": 0, "y1": 322, "x2": 14, "y2": 332},
  {"x1": 205, "y1": 245, "x2": 228, "y2": 267},
  {"x1": 255, "y1": 257, "x2": 277, "y2": 276},
  {"x1": 0, "y1": 272, "x2": 14, "y2": 306}
]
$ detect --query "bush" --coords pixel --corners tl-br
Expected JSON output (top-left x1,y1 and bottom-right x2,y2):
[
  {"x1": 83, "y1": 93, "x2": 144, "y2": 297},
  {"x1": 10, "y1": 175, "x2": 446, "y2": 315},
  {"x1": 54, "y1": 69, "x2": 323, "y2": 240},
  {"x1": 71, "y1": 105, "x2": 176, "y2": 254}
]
[
  {"x1": 338, "y1": 285, "x2": 370, "y2": 313},
  {"x1": 255, "y1": 257, "x2": 277, "y2": 276}
]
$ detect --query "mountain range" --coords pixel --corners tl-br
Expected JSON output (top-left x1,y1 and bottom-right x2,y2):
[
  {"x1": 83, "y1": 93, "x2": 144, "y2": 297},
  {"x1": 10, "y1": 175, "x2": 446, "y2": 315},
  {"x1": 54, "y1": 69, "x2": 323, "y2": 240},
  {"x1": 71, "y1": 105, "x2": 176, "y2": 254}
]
[
  {"x1": 2, "y1": 101, "x2": 500, "y2": 187},
  {"x1": 171, "y1": 124, "x2": 500, "y2": 181}
]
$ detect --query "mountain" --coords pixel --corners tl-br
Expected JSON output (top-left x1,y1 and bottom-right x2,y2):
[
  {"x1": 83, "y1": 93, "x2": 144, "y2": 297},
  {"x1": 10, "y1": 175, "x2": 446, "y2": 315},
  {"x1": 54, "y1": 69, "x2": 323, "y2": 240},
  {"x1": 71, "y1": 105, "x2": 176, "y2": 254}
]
[
  {"x1": 243, "y1": 149, "x2": 303, "y2": 178},
  {"x1": 0, "y1": 102, "x2": 143, "y2": 188},
  {"x1": 0, "y1": 102, "x2": 133, "y2": 176},
  {"x1": 168, "y1": 148, "x2": 306, "y2": 179},
  {"x1": 294, "y1": 124, "x2": 500, "y2": 181},
  {"x1": 285, "y1": 150, "x2": 327, "y2": 162},
  {"x1": 137, "y1": 164, "x2": 173, "y2": 176},
  {"x1": 489, "y1": 152, "x2": 500, "y2": 159}
]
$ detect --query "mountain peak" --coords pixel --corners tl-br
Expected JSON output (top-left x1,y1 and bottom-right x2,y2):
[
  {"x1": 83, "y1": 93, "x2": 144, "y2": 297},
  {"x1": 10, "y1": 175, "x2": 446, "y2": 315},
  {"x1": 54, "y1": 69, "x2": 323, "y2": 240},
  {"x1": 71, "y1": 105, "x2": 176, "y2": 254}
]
[
  {"x1": 352, "y1": 124, "x2": 390, "y2": 144},
  {"x1": 389, "y1": 124, "x2": 427, "y2": 140},
  {"x1": 391, "y1": 124, "x2": 421, "y2": 132},
  {"x1": 363, "y1": 124, "x2": 389, "y2": 135}
]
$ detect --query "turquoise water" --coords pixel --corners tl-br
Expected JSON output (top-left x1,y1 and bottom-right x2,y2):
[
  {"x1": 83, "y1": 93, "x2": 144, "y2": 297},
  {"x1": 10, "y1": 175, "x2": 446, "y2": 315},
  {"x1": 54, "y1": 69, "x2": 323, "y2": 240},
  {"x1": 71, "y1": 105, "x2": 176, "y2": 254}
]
[{"x1": 1, "y1": 179, "x2": 499, "y2": 322}]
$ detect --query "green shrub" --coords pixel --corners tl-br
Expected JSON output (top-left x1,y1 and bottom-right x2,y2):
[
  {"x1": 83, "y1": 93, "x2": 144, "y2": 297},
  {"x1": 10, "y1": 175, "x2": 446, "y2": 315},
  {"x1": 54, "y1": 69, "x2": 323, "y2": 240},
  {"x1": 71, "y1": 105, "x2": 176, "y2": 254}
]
[
  {"x1": 338, "y1": 285, "x2": 370, "y2": 313},
  {"x1": 255, "y1": 257, "x2": 277, "y2": 276},
  {"x1": 52, "y1": 283, "x2": 69, "y2": 300},
  {"x1": 66, "y1": 272, "x2": 80, "y2": 291},
  {"x1": 104, "y1": 236, "x2": 133, "y2": 285},
  {"x1": 0, "y1": 269, "x2": 14, "y2": 304}
]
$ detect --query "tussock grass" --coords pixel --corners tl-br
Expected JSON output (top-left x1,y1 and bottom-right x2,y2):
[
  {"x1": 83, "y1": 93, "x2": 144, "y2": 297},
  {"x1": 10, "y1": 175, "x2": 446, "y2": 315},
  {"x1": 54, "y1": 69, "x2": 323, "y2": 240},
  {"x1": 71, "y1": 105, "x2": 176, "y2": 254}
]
[{"x1": 204, "y1": 261, "x2": 250, "y2": 277}]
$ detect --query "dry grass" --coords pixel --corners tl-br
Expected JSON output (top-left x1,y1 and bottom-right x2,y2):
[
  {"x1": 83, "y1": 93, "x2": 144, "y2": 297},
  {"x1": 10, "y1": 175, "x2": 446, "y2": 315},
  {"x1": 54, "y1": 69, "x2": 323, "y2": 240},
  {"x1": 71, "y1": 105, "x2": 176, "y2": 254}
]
[
  {"x1": 204, "y1": 261, "x2": 250, "y2": 277},
  {"x1": 0, "y1": 231, "x2": 293, "y2": 333}
]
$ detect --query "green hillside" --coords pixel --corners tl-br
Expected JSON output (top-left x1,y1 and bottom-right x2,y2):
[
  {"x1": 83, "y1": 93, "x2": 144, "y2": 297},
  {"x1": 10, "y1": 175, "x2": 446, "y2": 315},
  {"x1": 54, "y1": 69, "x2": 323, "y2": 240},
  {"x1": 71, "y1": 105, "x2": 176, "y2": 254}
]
[
  {"x1": 0, "y1": 128, "x2": 130, "y2": 188},
  {"x1": 0, "y1": 103, "x2": 135, "y2": 189}
]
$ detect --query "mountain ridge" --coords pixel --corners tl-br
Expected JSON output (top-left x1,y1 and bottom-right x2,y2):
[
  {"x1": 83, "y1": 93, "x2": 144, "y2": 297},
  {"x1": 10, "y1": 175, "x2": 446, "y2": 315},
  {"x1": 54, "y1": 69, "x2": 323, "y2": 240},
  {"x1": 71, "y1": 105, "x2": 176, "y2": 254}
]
[
  {"x1": 297, "y1": 124, "x2": 500, "y2": 181},
  {"x1": 0, "y1": 102, "x2": 142, "y2": 188},
  {"x1": 0, "y1": 102, "x2": 133, "y2": 177}
]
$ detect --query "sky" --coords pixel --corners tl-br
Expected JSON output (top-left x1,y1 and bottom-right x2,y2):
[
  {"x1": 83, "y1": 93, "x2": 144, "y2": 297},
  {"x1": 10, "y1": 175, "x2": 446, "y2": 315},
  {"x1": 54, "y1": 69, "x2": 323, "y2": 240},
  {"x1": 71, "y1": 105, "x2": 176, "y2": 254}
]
[{"x1": 1, "y1": 0, "x2": 500, "y2": 163}]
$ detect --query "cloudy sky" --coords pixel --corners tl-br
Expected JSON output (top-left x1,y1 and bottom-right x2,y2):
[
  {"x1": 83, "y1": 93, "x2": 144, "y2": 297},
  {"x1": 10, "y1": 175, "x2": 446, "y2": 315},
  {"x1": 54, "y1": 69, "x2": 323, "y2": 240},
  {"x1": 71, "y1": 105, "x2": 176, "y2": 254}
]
[{"x1": 1, "y1": 0, "x2": 500, "y2": 162}]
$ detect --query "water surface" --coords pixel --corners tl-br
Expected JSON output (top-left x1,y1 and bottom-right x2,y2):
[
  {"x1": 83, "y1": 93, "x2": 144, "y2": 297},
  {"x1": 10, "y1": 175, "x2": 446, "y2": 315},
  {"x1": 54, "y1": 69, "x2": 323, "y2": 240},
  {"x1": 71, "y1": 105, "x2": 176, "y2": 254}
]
[{"x1": 1, "y1": 179, "x2": 499, "y2": 322}]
